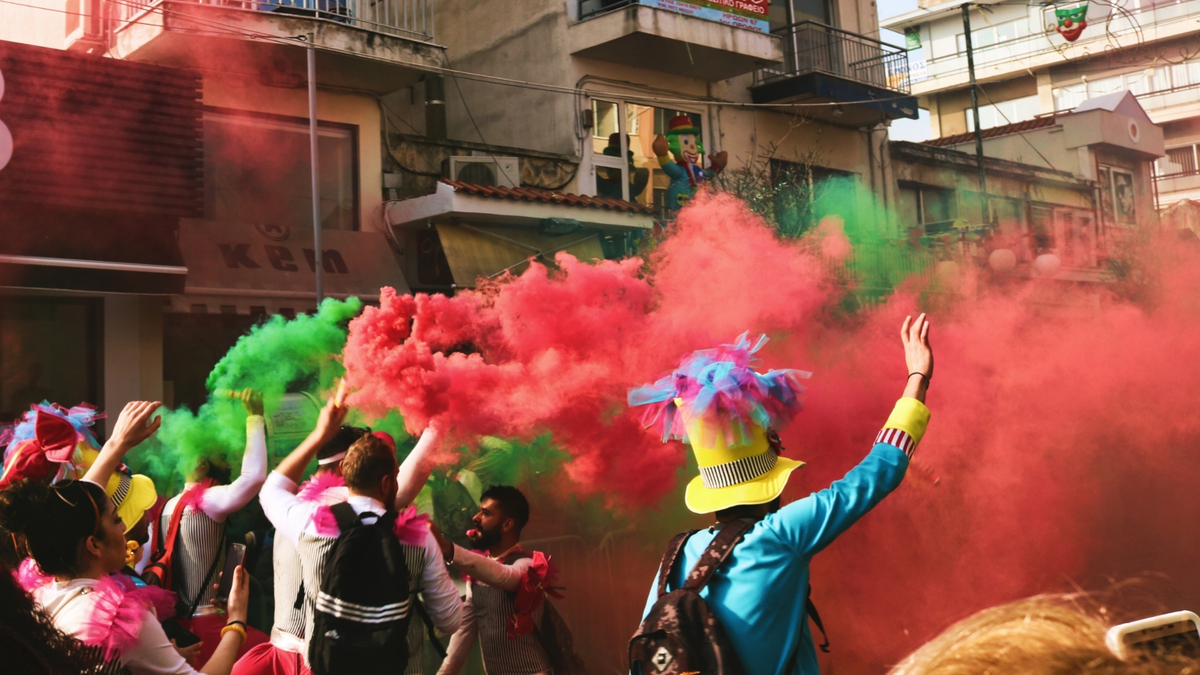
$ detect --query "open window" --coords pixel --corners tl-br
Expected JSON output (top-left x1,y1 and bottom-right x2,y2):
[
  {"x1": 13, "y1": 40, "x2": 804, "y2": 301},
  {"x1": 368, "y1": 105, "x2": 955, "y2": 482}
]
[{"x1": 586, "y1": 98, "x2": 706, "y2": 217}]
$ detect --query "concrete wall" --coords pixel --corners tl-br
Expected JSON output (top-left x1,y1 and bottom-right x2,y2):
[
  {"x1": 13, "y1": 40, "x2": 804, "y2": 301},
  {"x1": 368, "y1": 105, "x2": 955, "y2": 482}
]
[
  {"x1": 931, "y1": 74, "x2": 1037, "y2": 137},
  {"x1": 0, "y1": 0, "x2": 70, "y2": 48},
  {"x1": 103, "y1": 295, "x2": 164, "y2": 411}
]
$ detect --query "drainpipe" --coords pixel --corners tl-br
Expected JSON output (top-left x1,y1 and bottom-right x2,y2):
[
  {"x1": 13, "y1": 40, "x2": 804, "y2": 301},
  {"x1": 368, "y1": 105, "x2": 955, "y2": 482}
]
[
  {"x1": 962, "y1": 3, "x2": 988, "y2": 225},
  {"x1": 425, "y1": 75, "x2": 447, "y2": 141}
]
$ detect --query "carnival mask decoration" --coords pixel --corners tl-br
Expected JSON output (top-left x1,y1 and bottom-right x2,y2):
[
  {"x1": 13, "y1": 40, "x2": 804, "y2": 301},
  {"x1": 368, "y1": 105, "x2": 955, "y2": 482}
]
[
  {"x1": 1054, "y1": 3, "x2": 1089, "y2": 42},
  {"x1": 652, "y1": 114, "x2": 727, "y2": 213}
]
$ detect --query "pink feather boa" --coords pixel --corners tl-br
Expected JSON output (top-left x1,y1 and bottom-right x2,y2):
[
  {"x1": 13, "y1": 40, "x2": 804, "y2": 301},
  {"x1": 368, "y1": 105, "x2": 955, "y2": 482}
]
[
  {"x1": 311, "y1": 503, "x2": 430, "y2": 546},
  {"x1": 297, "y1": 472, "x2": 347, "y2": 504},
  {"x1": 16, "y1": 558, "x2": 177, "y2": 660},
  {"x1": 508, "y1": 551, "x2": 563, "y2": 639}
]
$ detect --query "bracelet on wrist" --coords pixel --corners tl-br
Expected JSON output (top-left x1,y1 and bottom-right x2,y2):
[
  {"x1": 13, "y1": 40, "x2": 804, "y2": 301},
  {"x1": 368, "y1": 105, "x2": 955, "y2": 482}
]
[
  {"x1": 220, "y1": 622, "x2": 247, "y2": 645},
  {"x1": 908, "y1": 372, "x2": 930, "y2": 382}
]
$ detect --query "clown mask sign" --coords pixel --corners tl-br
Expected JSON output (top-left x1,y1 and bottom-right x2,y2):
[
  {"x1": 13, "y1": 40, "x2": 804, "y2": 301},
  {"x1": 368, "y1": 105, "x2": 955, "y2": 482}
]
[
  {"x1": 1053, "y1": 2, "x2": 1089, "y2": 42},
  {"x1": 652, "y1": 114, "x2": 727, "y2": 215}
]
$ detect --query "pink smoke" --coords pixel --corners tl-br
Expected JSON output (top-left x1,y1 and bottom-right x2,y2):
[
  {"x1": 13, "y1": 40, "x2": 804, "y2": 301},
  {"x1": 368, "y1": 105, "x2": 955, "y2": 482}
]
[{"x1": 344, "y1": 192, "x2": 1200, "y2": 672}]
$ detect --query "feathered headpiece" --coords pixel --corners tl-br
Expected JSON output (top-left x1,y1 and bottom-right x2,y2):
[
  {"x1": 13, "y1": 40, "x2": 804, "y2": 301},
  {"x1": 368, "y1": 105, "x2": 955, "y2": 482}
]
[
  {"x1": 628, "y1": 333, "x2": 810, "y2": 449},
  {"x1": 0, "y1": 402, "x2": 105, "y2": 487}
]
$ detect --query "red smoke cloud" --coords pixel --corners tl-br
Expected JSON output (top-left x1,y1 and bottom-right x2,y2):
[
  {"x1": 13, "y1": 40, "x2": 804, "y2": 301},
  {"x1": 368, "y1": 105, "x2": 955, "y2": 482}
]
[{"x1": 344, "y1": 192, "x2": 1200, "y2": 671}]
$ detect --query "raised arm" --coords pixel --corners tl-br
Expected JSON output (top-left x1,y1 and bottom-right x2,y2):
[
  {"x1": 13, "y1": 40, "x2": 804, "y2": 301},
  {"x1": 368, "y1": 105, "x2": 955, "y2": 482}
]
[
  {"x1": 276, "y1": 397, "x2": 348, "y2": 483},
  {"x1": 770, "y1": 314, "x2": 934, "y2": 558},
  {"x1": 199, "y1": 390, "x2": 267, "y2": 521},
  {"x1": 393, "y1": 423, "x2": 440, "y2": 510},
  {"x1": 82, "y1": 401, "x2": 161, "y2": 488}
]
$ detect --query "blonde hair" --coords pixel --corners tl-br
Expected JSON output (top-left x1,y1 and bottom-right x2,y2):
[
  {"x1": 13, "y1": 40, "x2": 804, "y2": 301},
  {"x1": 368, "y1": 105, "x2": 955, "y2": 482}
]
[{"x1": 890, "y1": 595, "x2": 1200, "y2": 675}]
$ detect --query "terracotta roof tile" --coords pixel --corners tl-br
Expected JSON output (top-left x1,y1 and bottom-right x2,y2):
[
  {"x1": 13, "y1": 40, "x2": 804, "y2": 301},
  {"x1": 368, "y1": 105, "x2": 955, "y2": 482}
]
[
  {"x1": 924, "y1": 116, "x2": 1060, "y2": 148},
  {"x1": 441, "y1": 179, "x2": 655, "y2": 215}
]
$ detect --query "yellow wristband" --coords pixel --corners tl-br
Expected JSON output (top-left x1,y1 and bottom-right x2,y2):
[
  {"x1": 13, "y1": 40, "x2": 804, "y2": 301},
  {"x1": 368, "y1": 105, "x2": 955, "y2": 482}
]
[
  {"x1": 883, "y1": 397, "x2": 932, "y2": 446},
  {"x1": 221, "y1": 622, "x2": 247, "y2": 645}
]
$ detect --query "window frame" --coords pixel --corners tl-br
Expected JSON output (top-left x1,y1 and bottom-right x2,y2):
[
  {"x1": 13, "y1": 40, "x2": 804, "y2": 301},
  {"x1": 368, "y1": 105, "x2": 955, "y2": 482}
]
[
  {"x1": 202, "y1": 106, "x2": 361, "y2": 232},
  {"x1": 583, "y1": 96, "x2": 708, "y2": 209}
]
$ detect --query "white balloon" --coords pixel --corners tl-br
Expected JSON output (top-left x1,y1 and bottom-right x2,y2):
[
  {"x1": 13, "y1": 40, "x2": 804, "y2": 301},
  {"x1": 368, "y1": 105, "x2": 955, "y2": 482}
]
[
  {"x1": 0, "y1": 120, "x2": 11, "y2": 172},
  {"x1": 1032, "y1": 253, "x2": 1061, "y2": 278},
  {"x1": 988, "y1": 248, "x2": 1017, "y2": 273}
]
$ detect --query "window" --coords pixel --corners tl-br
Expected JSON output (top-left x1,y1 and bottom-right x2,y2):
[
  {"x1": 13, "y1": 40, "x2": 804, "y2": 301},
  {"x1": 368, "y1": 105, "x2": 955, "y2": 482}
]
[
  {"x1": 1099, "y1": 166, "x2": 1136, "y2": 226},
  {"x1": 955, "y1": 18, "x2": 1029, "y2": 53},
  {"x1": 590, "y1": 99, "x2": 706, "y2": 215},
  {"x1": 1157, "y1": 145, "x2": 1199, "y2": 177},
  {"x1": 0, "y1": 297, "x2": 100, "y2": 420},
  {"x1": 1053, "y1": 208, "x2": 1097, "y2": 267},
  {"x1": 1053, "y1": 83, "x2": 1087, "y2": 112},
  {"x1": 897, "y1": 183, "x2": 955, "y2": 228},
  {"x1": 203, "y1": 109, "x2": 358, "y2": 231},
  {"x1": 591, "y1": 101, "x2": 640, "y2": 139},
  {"x1": 965, "y1": 94, "x2": 1040, "y2": 132}
]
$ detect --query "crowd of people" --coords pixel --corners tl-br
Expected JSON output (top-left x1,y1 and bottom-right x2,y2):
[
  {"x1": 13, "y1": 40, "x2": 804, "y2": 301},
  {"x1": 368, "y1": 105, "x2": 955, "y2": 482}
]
[{"x1": 1, "y1": 314, "x2": 1197, "y2": 675}]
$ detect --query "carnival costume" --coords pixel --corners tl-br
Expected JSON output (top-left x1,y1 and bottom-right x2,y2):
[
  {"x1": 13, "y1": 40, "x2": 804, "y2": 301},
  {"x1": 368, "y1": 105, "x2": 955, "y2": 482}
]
[
  {"x1": 630, "y1": 334, "x2": 931, "y2": 675},
  {"x1": 16, "y1": 558, "x2": 200, "y2": 675},
  {"x1": 1, "y1": 402, "x2": 158, "y2": 531},
  {"x1": 258, "y1": 431, "x2": 461, "y2": 674}
]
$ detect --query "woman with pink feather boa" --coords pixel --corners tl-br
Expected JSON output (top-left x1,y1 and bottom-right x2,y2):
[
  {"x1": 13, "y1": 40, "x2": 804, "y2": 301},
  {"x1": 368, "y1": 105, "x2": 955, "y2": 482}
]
[{"x1": 0, "y1": 401, "x2": 253, "y2": 675}]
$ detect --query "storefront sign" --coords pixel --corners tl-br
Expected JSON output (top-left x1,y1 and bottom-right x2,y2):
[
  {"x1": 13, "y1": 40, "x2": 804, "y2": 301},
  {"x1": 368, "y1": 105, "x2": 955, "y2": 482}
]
[
  {"x1": 177, "y1": 219, "x2": 410, "y2": 299},
  {"x1": 640, "y1": 0, "x2": 770, "y2": 33}
]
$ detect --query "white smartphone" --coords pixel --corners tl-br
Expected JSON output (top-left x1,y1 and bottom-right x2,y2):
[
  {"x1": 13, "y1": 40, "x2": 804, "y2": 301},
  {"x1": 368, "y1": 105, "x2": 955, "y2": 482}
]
[{"x1": 1106, "y1": 610, "x2": 1200, "y2": 659}]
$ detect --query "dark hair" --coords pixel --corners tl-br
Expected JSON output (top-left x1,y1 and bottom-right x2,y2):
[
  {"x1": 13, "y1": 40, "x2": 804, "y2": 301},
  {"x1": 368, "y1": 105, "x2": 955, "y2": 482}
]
[
  {"x1": 319, "y1": 426, "x2": 370, "y2": 463},
  {"x1": 715, "y1": 497, "x2": 781, "y2": 521},
  {"x1": 0, "y1": 480, "x2": 108, "y2": 577},
  {"x1": 341, "y1": 435, "x2": 397, "y2": 493},
  {"x1": 481, "y1": 485, "x2": 530, "y2": 531},
  {"x1": 0, "y1": 559, "x2": 101, "y2": 675}
]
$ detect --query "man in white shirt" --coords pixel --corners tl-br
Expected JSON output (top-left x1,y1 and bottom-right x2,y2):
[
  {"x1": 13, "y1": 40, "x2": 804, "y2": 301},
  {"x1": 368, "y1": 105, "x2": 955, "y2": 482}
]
[{"x1": 259, "y1": 399, "x2": 461, "y2": 674}]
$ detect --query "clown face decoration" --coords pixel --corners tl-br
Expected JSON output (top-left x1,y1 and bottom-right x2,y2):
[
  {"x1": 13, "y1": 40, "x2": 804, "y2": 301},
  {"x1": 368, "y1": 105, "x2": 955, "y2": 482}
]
[{"x1": 1054, "y1": 3, "x2": 1089, "y2": 42}]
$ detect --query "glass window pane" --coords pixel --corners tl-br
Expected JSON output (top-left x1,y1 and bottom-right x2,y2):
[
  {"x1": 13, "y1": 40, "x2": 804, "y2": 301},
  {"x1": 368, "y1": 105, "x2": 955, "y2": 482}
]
[
  {"x1": 898, "y1": 187, "x2": 920, "y2": 227},
  {"x1": 204, "y1": 111, "x2": 357, "y2": 231},
  {"x1": 1152, "y1": 67, "x2": 1171, "y2": 92},
  {"x1": 996, "y1": 21, "x2": 1017, "y2": 41},
  {"x1": 592, "y1": 100, "x2": 617, "y2": 139},
  {"x1": 792, "y1": 0, "x2": 828, "y2": 23},
  {"x1": 956, "y1": 33, "x2": 966, "y2": 53},
  {"x1": 1, "y1": 298, "x2": 98, "y2": 419}
]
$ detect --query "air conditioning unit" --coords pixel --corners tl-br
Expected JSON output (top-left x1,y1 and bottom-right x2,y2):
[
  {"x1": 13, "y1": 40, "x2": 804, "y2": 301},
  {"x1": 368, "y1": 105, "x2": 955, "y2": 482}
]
[{"x1": 449, "y1": 157, "x2": 520, "y2": 188}]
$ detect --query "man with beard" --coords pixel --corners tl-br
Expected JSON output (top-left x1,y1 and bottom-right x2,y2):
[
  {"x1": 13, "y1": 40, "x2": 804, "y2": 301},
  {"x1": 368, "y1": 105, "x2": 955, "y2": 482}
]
[{"x1": 432, "y1": 486, "x2": 570, "y2": 675}]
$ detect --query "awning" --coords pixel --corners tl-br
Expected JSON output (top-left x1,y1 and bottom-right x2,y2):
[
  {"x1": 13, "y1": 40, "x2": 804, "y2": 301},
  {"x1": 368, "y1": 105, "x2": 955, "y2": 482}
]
[
  {"x1": 175, "y1": 219, "x2": 409, "y2": 313},
  {"x1": 0, "y1": 205, "x2": 187, "y2": 294},
  {"x1": 435, "y1": 223, "x2": 606, "y2": 287}
]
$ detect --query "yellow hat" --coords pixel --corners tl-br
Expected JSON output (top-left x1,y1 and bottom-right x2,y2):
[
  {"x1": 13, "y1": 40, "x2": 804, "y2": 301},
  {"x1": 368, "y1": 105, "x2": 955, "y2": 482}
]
[
  {"x1": 107, "y1": 472, "x2": 158, "y2": 530},
  {"x1": 80, "y1": 448, "x2": 158, "y2": 530},
  {"x1": 681, "y1": 405, "x2": 803, "y2": 514}
]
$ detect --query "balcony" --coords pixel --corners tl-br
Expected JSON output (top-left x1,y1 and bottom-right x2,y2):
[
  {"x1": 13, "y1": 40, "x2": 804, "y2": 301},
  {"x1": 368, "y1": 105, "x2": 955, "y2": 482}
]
[
  {"x1": 110, "y1": 0, "x2": 444, "y2": 93},
  {"x1": 569, "y1": 0, "x2": 782, "y2": 81},
  {"x1": 750, "y1": 21, "x2": 918, "y2": 124}
]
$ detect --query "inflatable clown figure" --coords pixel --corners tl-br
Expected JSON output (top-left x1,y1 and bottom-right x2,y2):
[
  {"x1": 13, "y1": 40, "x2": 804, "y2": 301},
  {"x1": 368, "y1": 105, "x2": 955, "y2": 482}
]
[
  {"x1": 652, "y1": 114, "x2": 728, "y2": 215},
  {"x1": 0, "y1": 402, "x2": 158, "y2": 534}
]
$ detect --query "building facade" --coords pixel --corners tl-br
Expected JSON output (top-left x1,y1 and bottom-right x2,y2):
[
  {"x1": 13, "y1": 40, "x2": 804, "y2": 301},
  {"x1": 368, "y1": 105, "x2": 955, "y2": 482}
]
[{"x1": 881, "y1": 0, "x2": 1200, "y2": 209}]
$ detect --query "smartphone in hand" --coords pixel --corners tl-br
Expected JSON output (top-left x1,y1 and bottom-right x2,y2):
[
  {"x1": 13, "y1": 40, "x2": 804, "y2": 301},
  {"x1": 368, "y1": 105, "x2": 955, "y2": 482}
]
[{"x1": 214, "y1": 543, "x2": 246, "y2": 606}]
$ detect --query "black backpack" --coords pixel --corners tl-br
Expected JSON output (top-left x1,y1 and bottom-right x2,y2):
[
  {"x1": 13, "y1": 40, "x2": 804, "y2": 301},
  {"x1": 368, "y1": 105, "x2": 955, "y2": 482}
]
[
  {"x1": 629, "y1": 520, "x2": 830, "y2": 675},
  {"x1": 308, "y1": 503, "x2": 414, "y2": 675}
]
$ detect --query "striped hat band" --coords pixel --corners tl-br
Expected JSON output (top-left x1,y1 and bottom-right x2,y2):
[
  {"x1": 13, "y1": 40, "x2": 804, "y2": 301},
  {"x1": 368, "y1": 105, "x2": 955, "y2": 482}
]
[
  {"x1": 110, "y1": 473, "x2": 131, "y2": 507},
  {"x1": 698, "y1": 449, "x2": 778, "y2": 489}
]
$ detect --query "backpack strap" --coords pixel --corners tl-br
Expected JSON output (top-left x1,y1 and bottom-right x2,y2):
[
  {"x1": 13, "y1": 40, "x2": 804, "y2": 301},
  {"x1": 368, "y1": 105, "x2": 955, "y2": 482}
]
[
  {"x1": 142, "y1": 495, "x2": 189, "y2": 588},
  {"x1": 656, "y1": 530, "x2": 698, "y2": 599},
  {"x1": 329, "y1": 502, "x2": 360, "y2": 532},
  {"x1": 414, "y1": 601, "x2": 447, "y2": 659},
  {"x1": 681, "y1": 519, "x2": 755, "y2": 593},
  {"x1": 805, "y1": 584, "x2": 830, "y2": 653}
]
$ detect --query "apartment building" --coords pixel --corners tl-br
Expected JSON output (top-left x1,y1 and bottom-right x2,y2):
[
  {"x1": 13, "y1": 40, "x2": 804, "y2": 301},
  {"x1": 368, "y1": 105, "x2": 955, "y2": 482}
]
[{"x1": 881, "y1": 0, "x2": 1200, "y2": 208}]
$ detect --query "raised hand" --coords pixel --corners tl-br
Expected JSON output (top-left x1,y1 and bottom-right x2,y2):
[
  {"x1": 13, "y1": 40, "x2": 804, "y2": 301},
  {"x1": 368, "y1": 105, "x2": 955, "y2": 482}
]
[
  {"x1": 84, "y1": 400, "x2": 162, "y2": 489},
  {"x1": 239, "y1": 388, "x2": 264, "y2": 416},
  {"x1": 901, "y1": 314, "x2": 933, "y2": 402}
]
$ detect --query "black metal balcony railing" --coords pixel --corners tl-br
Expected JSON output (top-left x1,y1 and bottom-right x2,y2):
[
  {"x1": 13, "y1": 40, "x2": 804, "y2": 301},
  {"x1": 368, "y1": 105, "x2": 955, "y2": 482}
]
[
  {"x1": 113, "y1": 0, "x2": 435, "y2": 43},
  {"x1": 756, "y1": 21, "x2": 911, "y2": 94}
]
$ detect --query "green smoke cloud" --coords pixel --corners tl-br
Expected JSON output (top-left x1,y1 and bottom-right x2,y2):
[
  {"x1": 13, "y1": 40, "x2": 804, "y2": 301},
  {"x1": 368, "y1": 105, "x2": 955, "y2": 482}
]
[{"x1": 130, "y1": 298, "x2": 365, "y2": 491}]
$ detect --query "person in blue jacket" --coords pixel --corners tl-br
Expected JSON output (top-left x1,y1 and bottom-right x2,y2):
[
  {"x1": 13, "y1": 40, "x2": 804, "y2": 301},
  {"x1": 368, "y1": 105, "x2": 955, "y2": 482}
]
[{"x1": 629, "y1": 314, "x2": 935, "y2": 675}]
